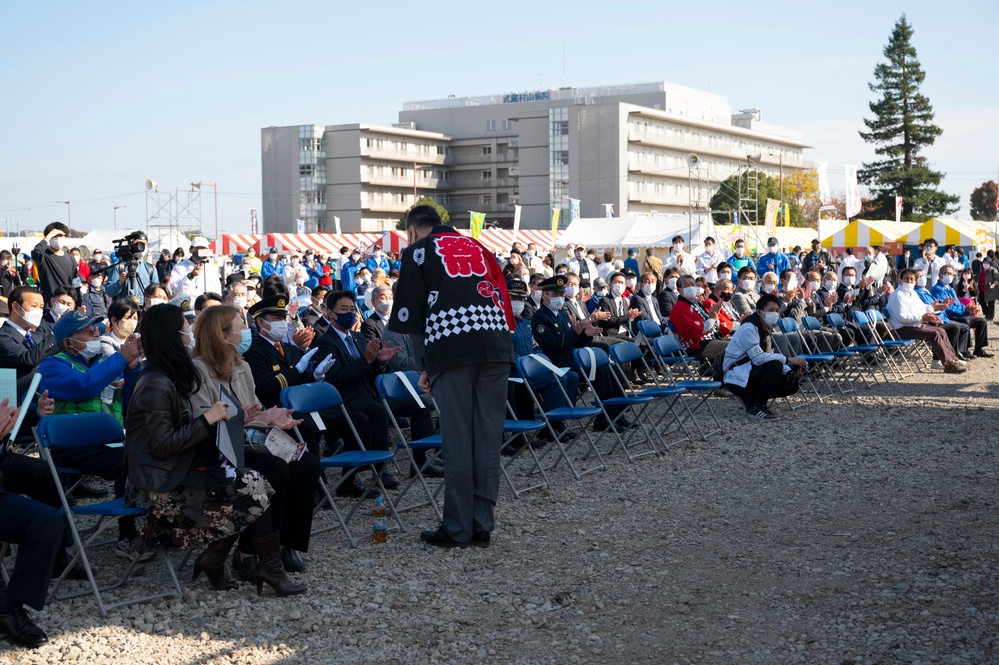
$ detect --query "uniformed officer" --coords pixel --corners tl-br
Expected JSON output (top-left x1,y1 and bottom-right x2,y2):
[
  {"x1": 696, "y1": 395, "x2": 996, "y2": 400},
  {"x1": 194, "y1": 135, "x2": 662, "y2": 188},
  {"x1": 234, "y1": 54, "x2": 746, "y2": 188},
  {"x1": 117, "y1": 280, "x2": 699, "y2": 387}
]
[{"x1": 531, "y1": 275, "x2": 628, "y2": 431}]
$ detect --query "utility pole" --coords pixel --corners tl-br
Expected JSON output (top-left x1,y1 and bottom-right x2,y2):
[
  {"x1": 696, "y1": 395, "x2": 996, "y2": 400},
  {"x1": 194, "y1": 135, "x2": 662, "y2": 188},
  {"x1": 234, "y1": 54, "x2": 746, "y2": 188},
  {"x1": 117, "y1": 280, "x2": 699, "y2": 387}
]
[
  {"x1": 114, "y1": 205, "x2": 126, "y2": 230},
  {"x1": 57, "y1": 200, "x2": 71, "y2": 234}
]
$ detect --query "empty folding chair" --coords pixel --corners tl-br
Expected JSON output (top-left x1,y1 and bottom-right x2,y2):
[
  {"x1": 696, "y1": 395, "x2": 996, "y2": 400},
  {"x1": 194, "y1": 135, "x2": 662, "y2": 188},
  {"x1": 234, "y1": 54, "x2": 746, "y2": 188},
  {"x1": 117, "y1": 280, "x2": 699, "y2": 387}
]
[
  {"x1": 648, "y1": 336, "x2": 724, "y2": 439},
  {"x1": 775, "y1": 318, "x2": 837, "y2": 404},
  {"x1": 866, "y1": 309, "x2": 920, "y2": 376},
  {"x1": 825, "y1": 312, "x2": 888, "y2": 385},
  {"x1": 280, "y1": 382, "x2": 402, "y2": 548},
  {"x1": 851, "y1": 310, "x2": 905, "y2": 381},
  {"x1": 499, "y1": 383, "x2": 550, "y2": 497},
  {"x1": 800, "y1": 315, "x2": 866, "y2": 393},
  {"x1": 649, "y1": 334, "x2": 700, "y2": 384},
  {"x1": 35, "y1": 413, "x2": 183, "y2": 618}
]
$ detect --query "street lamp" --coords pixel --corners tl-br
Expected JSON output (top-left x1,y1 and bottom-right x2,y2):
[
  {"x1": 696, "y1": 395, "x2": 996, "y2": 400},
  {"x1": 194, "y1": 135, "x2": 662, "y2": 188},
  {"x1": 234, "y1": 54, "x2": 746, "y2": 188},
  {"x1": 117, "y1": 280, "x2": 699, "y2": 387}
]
[
  {"x1": 192, "y1": 182, "x2": 218, "y2": 241},
  {"x1": 56, "y1": 200, "x2": 71, "y2": 234},
  {"x1": 114, "y1": 205, "x2": 127, "y2": 230}
]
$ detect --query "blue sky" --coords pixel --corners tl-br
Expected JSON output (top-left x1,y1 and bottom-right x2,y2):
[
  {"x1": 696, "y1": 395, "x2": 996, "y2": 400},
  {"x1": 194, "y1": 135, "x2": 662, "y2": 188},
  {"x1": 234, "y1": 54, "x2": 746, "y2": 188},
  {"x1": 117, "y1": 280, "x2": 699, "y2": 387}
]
[{"x1": 1, "y1": 0, "x2": 996, "y2": 235}]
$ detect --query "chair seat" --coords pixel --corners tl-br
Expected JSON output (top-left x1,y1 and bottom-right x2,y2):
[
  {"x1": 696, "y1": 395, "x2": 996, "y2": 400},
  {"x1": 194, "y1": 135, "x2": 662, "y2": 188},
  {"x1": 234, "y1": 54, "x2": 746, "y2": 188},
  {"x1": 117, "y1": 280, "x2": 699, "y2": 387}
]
[
  {"x1": 846, "y1": 345, "x2": 879, "y2": 352},
  {"x1": 600, "y1": 396, "x2": 655, "y2": 407},
  {"x1": 320, "y1": 450, "x2": 396, "y2": 468},
  {"x1": 676, "y1": 380, "x2": 722, "y2": 390},
  {"x1": 399, "y1": 435, "x2": 442, "y2": 450},
  {"x1": 824, "y1": 350, "x2": 860, "y2": 357},
  {"x1": 637, "y1": 386, "x2": 686, "y2": 397},
  {"x1": 503, "y1": 420, "x2": 546, "y2": 433},
  {"x1": 68, "y1": 497, "x2": 146, "y2": 518},
  {"x1": 657, "y1": 356, "x2": 695, "y2": 363},
  {"x1": 540, "y1": 407, "x2": 602, "y2": 421},
  {"x1": 881, "y1": 340, "x2": 913, "y2": 346},
  {"x1": 799, "y1": 354, "x2": 835, "y2": 363}
]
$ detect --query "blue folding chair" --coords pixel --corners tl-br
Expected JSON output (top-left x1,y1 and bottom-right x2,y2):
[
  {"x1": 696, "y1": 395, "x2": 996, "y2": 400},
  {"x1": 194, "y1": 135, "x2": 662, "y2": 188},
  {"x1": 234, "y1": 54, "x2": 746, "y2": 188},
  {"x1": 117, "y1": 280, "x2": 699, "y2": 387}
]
[
  {"x1": 35, "y1": 413, "x2": 183, "y2": 618},
  {"x1": 635, "y1": 319, "x2": 664, "y2": 341},
  {"x1": 775, "y1": 318, "x2": 836, "y2": 404},
  {"x1": 800, "y1": 315, "x2": 866, "y2": 392},
  {"x1": 280, "y1": 382, "x2": 402, "y2": 548},
  {"x1": 375, "y1": 371, "x2": 444, "y2": 521},
  {"x1": 825, "y1": 312, "x2": 887, "y2": 385}
]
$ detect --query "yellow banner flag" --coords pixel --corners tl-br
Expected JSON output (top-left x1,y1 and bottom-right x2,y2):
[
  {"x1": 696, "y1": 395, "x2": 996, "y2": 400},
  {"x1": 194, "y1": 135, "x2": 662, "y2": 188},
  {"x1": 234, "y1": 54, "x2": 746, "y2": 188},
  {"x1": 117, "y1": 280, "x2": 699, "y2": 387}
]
[
  {"x1": 469, "y1": 211, "x2": 486, "y2": 240},
  {"x1": 550, "y1": 208, "x2": 561, "y2": 244},
  {"x1": 764, "y1": 198, "x2": 780, "y2": 235},
  {"x1": 783, "y1": 202, "x2": 789, "y2": 227}
]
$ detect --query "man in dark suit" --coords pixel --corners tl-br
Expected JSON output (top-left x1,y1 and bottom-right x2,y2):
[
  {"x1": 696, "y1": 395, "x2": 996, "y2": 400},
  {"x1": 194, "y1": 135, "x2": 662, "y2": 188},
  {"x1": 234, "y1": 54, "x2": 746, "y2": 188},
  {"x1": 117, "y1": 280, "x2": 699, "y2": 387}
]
[
  {"x1": 629, "y1": 272, "x2": 666, "y2": 332},
  {"x1": 0, "y1": 287, "x2": 59, "y2": 384},
  {"x1": 299, "y1": 285, "x2": 329, "y2": 336},
  {"x1": 594, "y1": 272, "x2": 640, "y2": 340},
  {"x1": 308, "y1": 290, "x2": 404, "y2": 492},
  {"x1": 360, "y1": 285, "x2": 392, "y2": 343}
]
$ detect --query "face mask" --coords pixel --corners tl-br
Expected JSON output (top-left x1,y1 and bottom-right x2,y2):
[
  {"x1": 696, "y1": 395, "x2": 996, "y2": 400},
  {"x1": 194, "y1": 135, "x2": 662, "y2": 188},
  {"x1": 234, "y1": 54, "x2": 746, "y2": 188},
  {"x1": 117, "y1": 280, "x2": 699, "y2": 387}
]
[
  {"x1": 916, "y1": 276, "x2": 927, "y2": 287},
  {"x1": 263, "y1": 319, "x2": 289, "y2": 341},
  {"x1": 667, "y1": 278, "x2": 678, "y2": 290},
  {"x1": 53, "y1": 303, "x2": 72, "y2": 317},
  {"x1": 741, "y1": 279, "x2": 756, "y2": 291},
  {"x1": 351, "y1": 254, "x2": 360, "y2": 262},
  {"x1": 564, "y1": 285, "x2": 579, "y2": 298},
  {"x1": 761, "y1": 283, "x2": 776, "y2": 293},
  {"x1": 356, "y1": 276, "x2": 367, "y2": 285},
  {"x1": 290, "y1": 259, "x2": 299, "y2": 266},
  {"x1": 595, "y1": 290, "x2": 607, "y2": 298},
  {"x1": 899, "y1": 282, "x2": 915, "y2": 293},
  {"x1": 984, "y1": 263, "x2": 992, "y2": 270},
  {"x1": 376, "y1": 300, "x2": 392, "y2": 316},
  {"x1": 20, "y1": 306, "x2": 44, "y2": 329},
  {"x1": 531, "y1": 290, "x2": 542, "y2": 303},
  {"x1": 735, "y1": 247, "x2": 745, "y2": 257},
  {"x1": 767, "y1": 245, "x2": 778, "y2": 254},
  {"x1": 333, "y1": 311, "x2": 356, "y2": 330},
  {"x1": 762, "y1": 311, "x2": 780, "y2": 327},
  {"x1": 824, "y1": 280, "x2": 837, "y2": 290},
  {"x1": 574, "y1": 251, "x2": 584, "y2": 259},
  {"x1": 93, "y1": 254, "x2": 102, "y2": 262},
  {"x1": 179, "y1": 330, "x2": 196, "y2": 353},
  {"x1": 49, "y1": 237, "x2": 63, "y2": 251},
  {"x1": 296, "y1": 276, "x2": 306, "y2": 285},
  {"x1": 939, "y1": 275, "x2": 953, "y2": 286},
  {"x1": 232, "y1": 296, "x2": 247, "y2": 310},
  {"x1": 808, "y1": 281, "x2": 820, "y2": 291},
  {"x1": 547, "y1": 296, "x2": 565, "y2": 310},
  {"x1": 786, "y1": 276, "x2": 797, "y2": 290},
  {"x1": 90, "y1": 278, "x2": 102, "y2": 289},
  {"x1": 642, "y1": 283, "x2": 655, "y2": 295},
  {"x1": 718, "y1": 272, "x2": 731, "y2": 281},
  {"x1": 75, "y1": 338, "x2": 102, "y2": 359},
  {"x1": 269, "y1": 254, "x2": 278, "y2": 262},
  {"x1": 228, "y1": 328, "x2": 252, "y2": 354},
  {"x1": 511, "y1": 301, "x2": 526, "y2": 316},
  {"x1": 842, "y1": 276, "x2": 856, "y2": 286},
  {"x1": 704, "y1": 245, "x2": 714, "y2": 253},
  {"x1": 865, "y1": 255, "x2": 873, "y2": 263},
  {"x1": 682, "y1": 286, "x2": 700, "y2": 299},
  {"x1": 0, "y1": 261, "x2": 7, "y2": 269},
  {"x1": 525, "y1": 250, "x2": 535, "y2": 258},
  {"x1": 626, "y1": 278, "x2": 637, "y2": 288},
  {"x1": 79, "y1": 285, "x2": 89, "y2": 296},
  {"x1": 148, "y1": 297, "x2": 167, "y2": 308},
  {"x1": 721, "y1": 292, "x2": 733, "y2": 302},
  {"x1": 673, "y1": 243, "x2": 683, "y2": 252},
  {"x1": 611, "y1": 284, "x2": 625, "y2": 296},
  {"x1": 115, "y1": 318, "x2": 137, "y2": 336}
]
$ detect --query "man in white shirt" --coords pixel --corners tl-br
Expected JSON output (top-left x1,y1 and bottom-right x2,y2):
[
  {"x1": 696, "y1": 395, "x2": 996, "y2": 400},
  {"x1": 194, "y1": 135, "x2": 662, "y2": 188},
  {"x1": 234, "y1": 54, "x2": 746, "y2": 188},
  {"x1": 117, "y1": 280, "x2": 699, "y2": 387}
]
[
  {"x1": 696, "y1": 237, "x2": 724, "y2": 285},
  {"x1": 886, "y1": 268, "x2": 965, "y2": 373},
  {"x1": 837, "y1": 248, "x2": 860, "y2": 281},
  {"x1": 912, "y1": 238, "x2": 947, "y2": 288},
  {"x1": 170, "y1": 237, "x2": 223, "y2": 298},
  {"x1": 565, "y1": 246, "x2": 599, "y2": 297},
  {"x1": 661, "y1": 235, "x2": 696, "y2": 277}
]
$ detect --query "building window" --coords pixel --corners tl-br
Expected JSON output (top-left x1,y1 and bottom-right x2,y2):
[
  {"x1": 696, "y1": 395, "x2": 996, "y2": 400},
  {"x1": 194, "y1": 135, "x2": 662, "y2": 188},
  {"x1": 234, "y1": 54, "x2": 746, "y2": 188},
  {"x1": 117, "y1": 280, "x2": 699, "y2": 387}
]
[
  {"x1": 437, "y1": 145, "x2": 446, "y2": 155},
  {"x1": 481, "y1": 170, "x2": 492, "y2": 180},
  {"x1": 501, "y1": 119, "x2": 513, "y2": 131},
  {"x1": 481, "y1": 194, "x2": 492, "y2": 206},
  {"x1": 481, "y1": 146, "x2": 492, "y2": 155},
  {"x1": 485, "y1": 120, "x2": 496, "y2": 131}
]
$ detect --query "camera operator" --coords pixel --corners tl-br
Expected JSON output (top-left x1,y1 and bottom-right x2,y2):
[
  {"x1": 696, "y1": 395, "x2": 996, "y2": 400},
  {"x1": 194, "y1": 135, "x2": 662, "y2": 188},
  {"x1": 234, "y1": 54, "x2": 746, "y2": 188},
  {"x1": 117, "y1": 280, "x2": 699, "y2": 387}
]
[
  {"x1": 170, "y1": 236, "x2": 223, "y2": 298},
  {"x1": 104, "y1": 231, "x2": 157, "y2": 302}
]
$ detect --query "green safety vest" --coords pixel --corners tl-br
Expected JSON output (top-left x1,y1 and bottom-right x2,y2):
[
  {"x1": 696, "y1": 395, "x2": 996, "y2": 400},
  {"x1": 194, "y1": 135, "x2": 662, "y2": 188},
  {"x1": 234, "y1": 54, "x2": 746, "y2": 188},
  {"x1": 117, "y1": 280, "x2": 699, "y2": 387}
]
[{"x1": 52, "y1": 352, "x2": 104, "y2": 415}]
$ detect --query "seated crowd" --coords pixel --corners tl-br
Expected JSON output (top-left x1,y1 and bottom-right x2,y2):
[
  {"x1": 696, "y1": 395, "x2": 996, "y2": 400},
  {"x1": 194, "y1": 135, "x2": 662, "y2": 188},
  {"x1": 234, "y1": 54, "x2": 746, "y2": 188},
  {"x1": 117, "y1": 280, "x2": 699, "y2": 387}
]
[{"x1": 0, "y1": 223, "x2": 989, "y2": 648}]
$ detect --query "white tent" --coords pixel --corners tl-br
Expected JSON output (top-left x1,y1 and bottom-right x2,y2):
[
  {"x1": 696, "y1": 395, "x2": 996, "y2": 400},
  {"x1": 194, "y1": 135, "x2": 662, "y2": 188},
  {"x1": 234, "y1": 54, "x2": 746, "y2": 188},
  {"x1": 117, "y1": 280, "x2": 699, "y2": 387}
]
[{"x1": 555, "y1": 215, "x2": 717, "y2": 250}]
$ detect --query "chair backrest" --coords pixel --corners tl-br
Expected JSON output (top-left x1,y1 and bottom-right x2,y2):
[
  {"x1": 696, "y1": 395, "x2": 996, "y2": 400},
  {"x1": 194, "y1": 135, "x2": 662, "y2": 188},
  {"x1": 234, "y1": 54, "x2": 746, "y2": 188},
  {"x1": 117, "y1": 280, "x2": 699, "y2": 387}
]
[
  {"x1": 801, "y1": 315, "x2": 822, "y2": 332},
  {"x1": 866, "y1": 309, "x2": 884, "y2": 323},
  {"x1": 609, "y1": 341, "x2": 643, "y2": 365},
  {"x1": 516, "y1": 354, "x2": 559, "y2": 384},
  {"x1": 280, "y1": 382, "x2": 344, "y2": 413},
  {"x1": 825, "y1": 312, "x2": 845, "y2": 328},
  {"x1": 36, "y1": 413, "x2": 124, "y2": 450},
  {"x1": 635, "y1": 320, "x2": 662, "y2": 338},
  {"x1": 651, "y1": 335, "x2": 683, "y2": 357},
  {"x1": 852, "y1": 310, "x2": 871, "y2": 326},
  {"x1": 777, "y1": 318, "x2": 799, "y2": 334},
  {"x1": 573, "y1": 346, "x2": 610, "y2": 371},
  {"x1": 374, "y1": 371, "x2": 425, "y2": 409}
]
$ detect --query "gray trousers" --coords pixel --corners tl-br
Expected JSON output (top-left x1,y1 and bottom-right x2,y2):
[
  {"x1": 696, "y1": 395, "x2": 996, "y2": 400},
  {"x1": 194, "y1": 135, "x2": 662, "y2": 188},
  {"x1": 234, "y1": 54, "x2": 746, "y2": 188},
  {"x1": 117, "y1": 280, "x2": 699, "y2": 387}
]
[{"x1": 431, "y1": 361, "x2": 510, "y2": 542}]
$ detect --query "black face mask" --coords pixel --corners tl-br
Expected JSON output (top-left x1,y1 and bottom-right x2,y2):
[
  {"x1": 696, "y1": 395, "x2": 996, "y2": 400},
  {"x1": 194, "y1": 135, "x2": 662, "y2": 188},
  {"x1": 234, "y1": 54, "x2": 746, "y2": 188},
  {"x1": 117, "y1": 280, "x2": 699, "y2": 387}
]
[{"x1": 720, "y1": 293, "x2": 733, "y2": 302}]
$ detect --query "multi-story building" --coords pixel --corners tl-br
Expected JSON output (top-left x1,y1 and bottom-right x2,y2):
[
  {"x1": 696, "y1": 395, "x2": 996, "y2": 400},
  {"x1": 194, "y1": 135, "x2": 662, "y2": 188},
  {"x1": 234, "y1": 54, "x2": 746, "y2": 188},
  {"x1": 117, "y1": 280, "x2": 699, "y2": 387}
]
[{"x1": 261, "y1": 82, "x2": 810, "y2": 233}]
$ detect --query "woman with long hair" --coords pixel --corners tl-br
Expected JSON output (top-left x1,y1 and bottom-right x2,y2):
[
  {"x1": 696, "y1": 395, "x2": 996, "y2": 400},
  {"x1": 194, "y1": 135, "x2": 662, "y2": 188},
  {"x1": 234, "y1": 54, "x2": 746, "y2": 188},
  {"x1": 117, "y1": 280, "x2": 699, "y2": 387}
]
[
  {"x1": 124, "y1": 304, "x2": 300, "y2": 596},
  {"x1": 191, "y1": 305, "x2": 318, "y2": 588}
]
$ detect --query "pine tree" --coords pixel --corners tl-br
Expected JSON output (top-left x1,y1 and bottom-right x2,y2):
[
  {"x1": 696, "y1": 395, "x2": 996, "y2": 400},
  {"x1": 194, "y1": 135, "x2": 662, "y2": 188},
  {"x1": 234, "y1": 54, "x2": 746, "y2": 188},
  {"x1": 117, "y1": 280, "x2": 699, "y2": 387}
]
[{"x1": 859, "y1": 14, "x2": 958, "y2": 221}]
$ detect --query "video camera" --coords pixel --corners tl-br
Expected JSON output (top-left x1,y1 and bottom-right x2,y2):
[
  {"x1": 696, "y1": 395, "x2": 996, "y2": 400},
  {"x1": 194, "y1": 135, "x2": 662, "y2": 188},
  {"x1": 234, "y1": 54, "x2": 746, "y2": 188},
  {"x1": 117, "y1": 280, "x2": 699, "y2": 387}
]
[{"x1": 113, "y1": 231, "x2": 147, "y2": 263}]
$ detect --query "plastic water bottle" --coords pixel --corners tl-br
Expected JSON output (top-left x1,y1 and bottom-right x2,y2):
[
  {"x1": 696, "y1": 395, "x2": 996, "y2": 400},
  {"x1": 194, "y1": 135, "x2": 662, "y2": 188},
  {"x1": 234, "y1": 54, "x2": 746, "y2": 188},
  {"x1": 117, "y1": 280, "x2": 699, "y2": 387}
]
[{"x1": 372, "y1": 497, "x2": 387, "y2": 543}]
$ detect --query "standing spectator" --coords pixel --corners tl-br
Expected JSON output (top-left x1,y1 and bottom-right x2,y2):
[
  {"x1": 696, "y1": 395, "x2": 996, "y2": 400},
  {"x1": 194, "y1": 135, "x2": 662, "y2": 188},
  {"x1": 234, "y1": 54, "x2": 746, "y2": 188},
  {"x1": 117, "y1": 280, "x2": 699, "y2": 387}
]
[
  {"x1": 978, "y1": 257, "x2": 999, "y2": 321},
  {"x1": 31, "y1": 222, "x2": 79, "y2": 307},
  {"x1": 802, "y1": 239, "x2": 831, "y2": 274},
  {"x1": 623, "y1": 248, "x2": 640, "y2": 276},
  {"x1": 70, "y1": 248, "x2": 90, "y2": 282},
  {"x1": 661, "y1": 236, "x2": 696, "y2": 277},
  {"x1": 260, "y1": 249, "x2": 284, "y2": 280},
  {"x1": 155, "y1": 249, "x2": 175, "y2": 283},
  {"x1": 696, "y1": 237, "x2": 724, "y2": 286},
  {"x1": 87, "y1": 248, "x2": 109, "y2": 277},
  {"x1": 366, "y1": 246, "x2": 390, "y2": 274},
  {"x1": 340, "y1": 249, "x2": 363, "y2": 292},
  {"x1": 0, "y1": 250, "x2": 25, "y2": 298},
  {"x1": 105, "y1": 239, "x2": 157, "y2": 303},
  {"x1": 19, "y1": 256, "x2": 36, "y2": 287},
  {"x1": 171, "y1": 237, "x2": 223, "y2": 298},
  {"x1": 389, "y1": 204, "x2": 514, "y2": 548},
  {"x1": 756, "y1": 237, "x2": 792, "y2": 277},
  {"x1": 81, "y1": 271, "x2": 109, "y2": 319}
]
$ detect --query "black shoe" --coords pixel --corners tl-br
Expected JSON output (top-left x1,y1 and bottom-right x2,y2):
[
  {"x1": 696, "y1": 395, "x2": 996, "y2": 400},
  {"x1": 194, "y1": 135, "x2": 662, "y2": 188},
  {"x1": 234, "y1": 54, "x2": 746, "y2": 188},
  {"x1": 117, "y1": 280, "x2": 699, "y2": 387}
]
[
  {"x1": 500, "y1": 442, "x2": 524, "y2": 457},
  {"x1": 53, "y1": 553, "x2": 87, "y2": 580},
  {"x1": 420, "y1": 526, "x2": 469, "y2": 549},
  {"x1": 471, "y1": 531, "x2": 491, "y2": 548},
  {"x1": 72, "y1": 481, "x2": 107, "y2": 499},
  {"x1": 335, "y1": 478, "x2": 380, "y2": 499},
  {"x1": 232, "y1": 549, "x2": 256, "y2": 583},
  {"x1": 0, "y1": 606, "x2": 48, "y2": 648},
  {"x1": 959, "y1": 353, "x2": 975, "y2": 361},
  {"x1": 379, "y1": 471, "x2": 400, "y2": 490},
  {"x1": 281, "y1": 548, "x2": 305, "y2": 573},
  {"x1": 974, "y1": 349, "x2": 994, "y2": 358},
  {"x1": 419, "y1": 464, "x2": 445, "y2": 478},
  {"x1": 746, "y1": 406, "x2": 778, "y2": 420}
]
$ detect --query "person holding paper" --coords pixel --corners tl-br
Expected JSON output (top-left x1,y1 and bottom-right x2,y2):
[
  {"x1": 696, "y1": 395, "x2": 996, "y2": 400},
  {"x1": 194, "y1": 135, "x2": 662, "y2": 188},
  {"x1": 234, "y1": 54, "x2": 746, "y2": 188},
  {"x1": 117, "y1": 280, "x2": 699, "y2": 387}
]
[
  {"x1": 190, "y1": 304, "x2": 321, "y2": 579},
  {"x1": 125, "y1": 304, "x2": 304, "y2": 596}
]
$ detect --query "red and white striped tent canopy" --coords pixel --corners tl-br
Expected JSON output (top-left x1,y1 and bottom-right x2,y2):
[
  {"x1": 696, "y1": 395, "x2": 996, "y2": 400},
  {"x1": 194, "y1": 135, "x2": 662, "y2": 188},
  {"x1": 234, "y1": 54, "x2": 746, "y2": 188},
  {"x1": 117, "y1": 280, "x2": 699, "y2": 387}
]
[{"x1": 216, "y1": 228, "x2": 560, "y2": 257}]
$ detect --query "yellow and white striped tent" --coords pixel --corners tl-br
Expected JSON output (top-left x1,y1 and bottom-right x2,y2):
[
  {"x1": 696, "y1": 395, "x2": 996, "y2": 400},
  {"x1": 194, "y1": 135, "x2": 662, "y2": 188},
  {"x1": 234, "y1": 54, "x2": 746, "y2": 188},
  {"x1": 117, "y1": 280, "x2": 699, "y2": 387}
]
[
  {"x1": 821, "y1": 219, "x2": 921, "y2": 248},
  {"x1": 895, "y1": 218, "x2": 995, "y2": 249}
]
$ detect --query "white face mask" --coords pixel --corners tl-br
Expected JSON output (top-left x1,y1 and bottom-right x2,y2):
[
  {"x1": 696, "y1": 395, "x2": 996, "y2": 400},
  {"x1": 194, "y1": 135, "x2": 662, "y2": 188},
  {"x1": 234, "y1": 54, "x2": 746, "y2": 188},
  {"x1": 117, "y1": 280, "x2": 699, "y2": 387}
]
[
  {"x1": 916, "y1": 276, "x2": 927, "y2": 287},
  {"x1": 180, "y1": 329, "x2": 196, "y2": 353},
  {"x1": 985, "y1": 263, "x2": 993, "y2": 270},
  {"x1": 511, "y1": 301, "x2": 526, "y2": 316},
  {"x1": 564, "y1": 285, "x2": 579, "y2": 298},
  {"x1": 376, "y1": 300, "x2": 393, "y2": 316},
  {"x1": 824, "y1": 280, "x2": 837, "y2": 290},
  {"x1": 90, "y1": 278, "x2": 102, "y2": 289},
  {"x1": 667, "y1": 278, "x2": 678, "y2": 290},
  {"x1": 547, "y1": 296, "x2": 565, "y2": 310},
  {"x1": 49, "y1": 236, "x2": 63, "y2": 251},
  {"x1": 231, "y1": 296, "x2": 247, "y2": 310},
  {"x1": 20, "y1": 306, "x2": 43, "y2": 329},
  {"x1": 939, "y1": 275, "x2": 953, "y2": 286},
  {"x1": 642, "y1": 283, "x2": 655, "y2": 295},
  {"x1": 718, "y1": 272, "x2": 731, "y2": 281},
  {"x1": 762, "y1": 311, "x2": 780, "y2": 327},
  {"x1": 532, "y1": 290, "x2": 542, "y2": 303},
  {"x1": 93, "y1": 255, "x2": 102, "y2": 262},
  {"x1": 673, "y1": 243, "x2": 683, "y2": 252},
  {"x1": 263, "y1": 319, "x2": 289, "y2": 341},
  {"x1": 767, "y1": 245, "x2": 778, "y2": 254},
  {"x1": 625, "y1": 278, "x2": 637, "y2": 288},
  {"x1": 594, "y1": 290, "x2": 608, "y2": 298},
  {"x1": 53, "y1": 302, "x2": 72, "y2": 318},
  {"x1": 741, "y1": 279, "x2": 756, "y2": 291},
  {"x1": 148, "y1": 297, "x2": 167, "y2": 308},
  {"x1": 682, "y1": 286, "x2": 700, "y2": 299},
  {"x1": 808, "y1": 281, "x2": 821, "y2": 291},
  {"x1": 899, "y1": 282, "x2": 915, "y2": 293},
  {"x1": 842, "y1": 276, "x2": 856, "y2": 286},
  {"x1": 761, "y1": 282, "x2": 777, "y2": 293},
  {"x1": 734, "y1": 247, "x2": 745, "y2": 257},
  {"x1": 704, "y1": 245, "x2": 714, "y2": 254},
  {"x1": 611, "y1": 283, "x2": 626, "y2": 296}
]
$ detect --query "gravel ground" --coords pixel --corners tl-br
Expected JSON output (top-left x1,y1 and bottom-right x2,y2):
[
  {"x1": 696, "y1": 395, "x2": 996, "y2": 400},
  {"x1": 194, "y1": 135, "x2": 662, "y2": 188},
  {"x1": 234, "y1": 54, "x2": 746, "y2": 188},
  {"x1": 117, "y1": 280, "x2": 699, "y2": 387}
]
[{"x1": 2, "y1": 345, "x2": 997, "y2": 664}]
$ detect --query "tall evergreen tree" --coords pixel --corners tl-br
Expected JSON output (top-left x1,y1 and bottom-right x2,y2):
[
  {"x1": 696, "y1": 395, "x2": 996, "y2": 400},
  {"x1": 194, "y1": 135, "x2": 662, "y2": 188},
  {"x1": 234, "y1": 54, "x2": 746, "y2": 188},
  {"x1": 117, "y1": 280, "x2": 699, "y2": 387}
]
[{"x1": 859, "y1": 14, "x2": 958, "y2": 221}]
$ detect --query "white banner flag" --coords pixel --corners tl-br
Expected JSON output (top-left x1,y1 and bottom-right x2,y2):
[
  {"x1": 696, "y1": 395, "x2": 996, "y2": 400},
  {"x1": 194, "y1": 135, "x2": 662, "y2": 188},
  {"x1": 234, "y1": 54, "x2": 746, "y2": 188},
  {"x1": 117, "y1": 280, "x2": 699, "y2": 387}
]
[
  {"x1": 816, "y1": 161, "x2": 832, "y2": 205},
  {"x1": 603, "y1": 203, "x2": 614, "y2": 218},
  {"x1": 296, "y1": 218, "x2": 306, "y2": 234},
  {"x1": 895, "y1": 196, "x2": 903, "y2": 224},
  {"x1": 844, "y1": 165, "x2": 862, "y2": 219},
  {"x1": 512, "y1": 204, "x2": 522, "y2": 246},
  {"x1": 333, "y1": 215, "x2": 342, "y2": 235}
]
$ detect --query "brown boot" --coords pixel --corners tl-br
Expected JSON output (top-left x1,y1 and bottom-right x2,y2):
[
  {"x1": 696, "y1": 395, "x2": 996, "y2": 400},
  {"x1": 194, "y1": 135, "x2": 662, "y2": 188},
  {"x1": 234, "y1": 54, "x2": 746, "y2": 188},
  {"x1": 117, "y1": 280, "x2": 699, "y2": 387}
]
[
  {"x1": 192, "y1": 533, "x2": 239, "y2": 590},
  {"x1": 252, "y1": 531, "x2": 307, "y2": 597}
]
